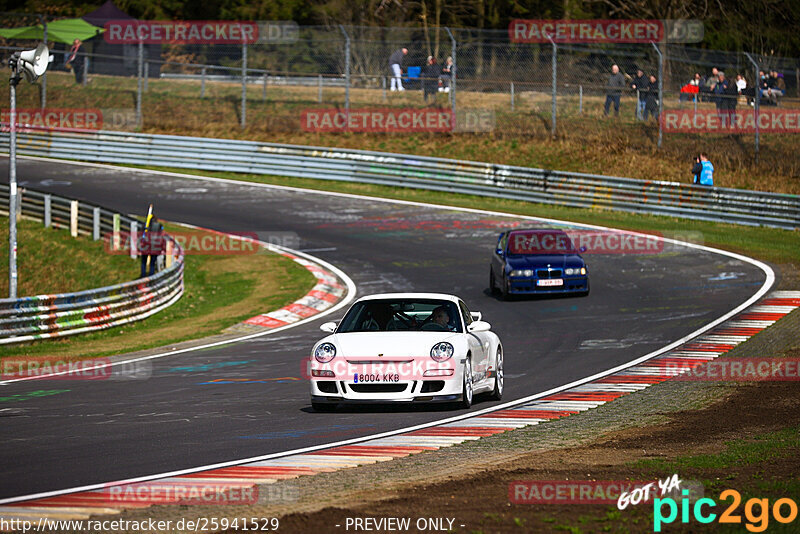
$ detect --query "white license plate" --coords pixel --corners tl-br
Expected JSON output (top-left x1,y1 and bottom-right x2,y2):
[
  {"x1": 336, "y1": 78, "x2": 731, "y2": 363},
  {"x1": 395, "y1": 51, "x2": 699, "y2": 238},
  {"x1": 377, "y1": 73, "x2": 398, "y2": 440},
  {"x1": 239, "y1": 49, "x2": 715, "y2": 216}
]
[
  {"x1": 537, "y1": 278, "x2": 564, "y2": 287},
  {"x1": 355, "y1": 373, "x2": 400, "y2": 383}
]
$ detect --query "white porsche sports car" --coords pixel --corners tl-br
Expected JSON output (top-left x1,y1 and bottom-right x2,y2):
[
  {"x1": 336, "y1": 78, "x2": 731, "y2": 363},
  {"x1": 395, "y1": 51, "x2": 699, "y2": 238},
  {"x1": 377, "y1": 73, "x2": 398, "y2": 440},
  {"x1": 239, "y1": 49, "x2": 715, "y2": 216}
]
[{"x1": 309, "y1": 293, "x2": 503, "y2": 411}]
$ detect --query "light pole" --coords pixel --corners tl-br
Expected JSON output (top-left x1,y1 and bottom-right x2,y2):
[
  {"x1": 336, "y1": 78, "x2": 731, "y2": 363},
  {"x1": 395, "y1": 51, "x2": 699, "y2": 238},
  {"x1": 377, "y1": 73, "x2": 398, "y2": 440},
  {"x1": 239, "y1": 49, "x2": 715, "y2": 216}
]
[{"x1": 7, "y1": 43, "x2": 49, "y2": 298}]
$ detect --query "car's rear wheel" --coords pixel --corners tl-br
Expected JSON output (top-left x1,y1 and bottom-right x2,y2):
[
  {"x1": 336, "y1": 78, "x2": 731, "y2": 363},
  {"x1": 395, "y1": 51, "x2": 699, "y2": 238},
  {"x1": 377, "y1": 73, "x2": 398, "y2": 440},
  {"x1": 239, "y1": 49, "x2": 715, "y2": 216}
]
[
  {"x1": 460, "y1": 357, "x2": 473, "y2": 409},
  {"x1": 312, "y1": 401, "x2": 337, "y2": 412},
  {"x1": 489, "y1": 346, "x2": 503, "y2": 400},
  {"x1": 489, "y1": 269, "x2": 497, "y2": 294}
]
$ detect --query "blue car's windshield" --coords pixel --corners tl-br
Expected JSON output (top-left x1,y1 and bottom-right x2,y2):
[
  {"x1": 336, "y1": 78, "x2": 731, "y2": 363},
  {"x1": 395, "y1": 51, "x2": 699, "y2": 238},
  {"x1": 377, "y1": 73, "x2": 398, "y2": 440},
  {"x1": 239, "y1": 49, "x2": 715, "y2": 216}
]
[
  {"x1": 337, "y1": 299, "x2": 462, "y2": 333},
  {"x1": 506, "y1": 230, "x2": 577, "y2": 256}
]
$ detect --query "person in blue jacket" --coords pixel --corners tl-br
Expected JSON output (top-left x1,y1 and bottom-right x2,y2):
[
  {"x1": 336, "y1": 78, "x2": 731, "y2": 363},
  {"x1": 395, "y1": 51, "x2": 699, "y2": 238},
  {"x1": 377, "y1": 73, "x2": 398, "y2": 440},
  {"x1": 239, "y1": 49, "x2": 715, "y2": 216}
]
[{"x1": 698, "y1": 153, "x2": 714, "y2": 186}]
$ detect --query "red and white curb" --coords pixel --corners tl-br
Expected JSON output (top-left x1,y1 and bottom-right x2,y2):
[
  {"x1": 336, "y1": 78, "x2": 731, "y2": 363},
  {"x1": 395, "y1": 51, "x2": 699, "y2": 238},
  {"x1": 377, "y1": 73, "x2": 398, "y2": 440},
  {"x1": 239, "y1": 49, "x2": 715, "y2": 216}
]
[
  {"x1": 239, "y1": 253, "x2": 346, "y2": 330},
  {"x1": 2, "y1": 290, "x2": 797, "y2": 524}
]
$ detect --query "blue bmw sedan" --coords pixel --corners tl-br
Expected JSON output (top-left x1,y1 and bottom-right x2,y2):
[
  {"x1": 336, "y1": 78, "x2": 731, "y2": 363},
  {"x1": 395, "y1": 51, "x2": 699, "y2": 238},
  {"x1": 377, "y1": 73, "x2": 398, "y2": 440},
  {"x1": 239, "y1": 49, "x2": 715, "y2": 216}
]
[{"x1": 489, "y1": 228, "x2": 589, "y2": 299}]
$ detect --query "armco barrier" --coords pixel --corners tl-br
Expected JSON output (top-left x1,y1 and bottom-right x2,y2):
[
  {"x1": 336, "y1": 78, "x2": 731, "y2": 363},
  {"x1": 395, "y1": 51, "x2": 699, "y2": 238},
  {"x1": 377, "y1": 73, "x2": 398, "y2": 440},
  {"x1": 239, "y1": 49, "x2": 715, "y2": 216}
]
[
  {"x1": 0, "y1": 129, "x2": 798, "y2": 229},
  {"x1": 0, "y1": 183, "x2": 184, "y2": 344}
]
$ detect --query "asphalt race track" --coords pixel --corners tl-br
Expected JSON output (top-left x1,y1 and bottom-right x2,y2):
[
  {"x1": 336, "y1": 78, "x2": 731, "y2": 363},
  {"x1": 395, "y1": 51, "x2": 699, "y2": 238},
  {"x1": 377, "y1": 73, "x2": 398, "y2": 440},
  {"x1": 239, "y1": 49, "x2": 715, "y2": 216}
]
[{"x1": 0, "y1": 158, "x2": 769, "y2": 499}]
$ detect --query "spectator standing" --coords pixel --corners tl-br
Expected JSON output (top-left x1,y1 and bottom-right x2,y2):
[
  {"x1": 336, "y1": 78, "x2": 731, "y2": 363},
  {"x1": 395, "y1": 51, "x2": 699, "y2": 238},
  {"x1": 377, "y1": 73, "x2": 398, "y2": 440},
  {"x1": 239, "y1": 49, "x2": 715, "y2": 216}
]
[
  {"x1": 725, "y1": 74, "x2": 739, "y2": 127},
  {"x1": 388, "y1": 47, "x2": 408, "y2": 91},
  {"x1": 439, "y1": 56, "x2": 454, "y2": 92},
  {"x1": 631, "y1": 68, "x2": 648, "y2": 120},
  {"x1": 643, "y1": 74, "x2": 659, "y2": 121},
  {"x1": 714, "y1": 71, "x2": 730, "y2": 124},
  {"x1": 422, "y1": 56, "x2": 439, "y2": 103},
  {"x1": 66, "y1": 39, "x2": 85, "y2": 85},
  {"x1": 692, "y1": 156, "x2": 702, "y2": 184},
  {"x1": 139, "y1": 217, "x2": 164, "y2": 278},
  {"x1": 603, "y1": 65, "x2": 625, "y2": 117},
  {"x1": 698, "y1": 153, "x2": 714, "y2": 186}
]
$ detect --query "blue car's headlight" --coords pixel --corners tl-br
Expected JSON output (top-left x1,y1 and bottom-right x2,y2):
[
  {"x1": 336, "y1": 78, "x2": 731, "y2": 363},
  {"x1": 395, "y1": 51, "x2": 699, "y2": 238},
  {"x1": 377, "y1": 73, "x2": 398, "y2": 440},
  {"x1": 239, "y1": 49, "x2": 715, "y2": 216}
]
[
  {"x1": 314, "y1": 342, "x2": 337, "y2": 363},
  {"x1": 430, "y1": 342, "x2": 454, "y2": 362},
  {"x1": 564, "y1": 267, "x2": 587, "y2": 276},
  {"x1": 510, "y1": 269, "x2": 534, "y2": 277}
]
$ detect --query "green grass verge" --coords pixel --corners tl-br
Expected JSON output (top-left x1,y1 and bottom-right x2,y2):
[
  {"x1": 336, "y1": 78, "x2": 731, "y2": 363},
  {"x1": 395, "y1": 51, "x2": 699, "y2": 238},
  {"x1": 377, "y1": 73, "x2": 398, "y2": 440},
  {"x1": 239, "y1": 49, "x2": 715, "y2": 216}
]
[
  {"x1": 0, "y1": 220, "x2": 316, "y2": 360},
  {"x1": 129, "y1": 165, "x2": 800, "y2": 266},
  {"x1": 0, "y1": 217, "x2": 133, "y2": 296}
]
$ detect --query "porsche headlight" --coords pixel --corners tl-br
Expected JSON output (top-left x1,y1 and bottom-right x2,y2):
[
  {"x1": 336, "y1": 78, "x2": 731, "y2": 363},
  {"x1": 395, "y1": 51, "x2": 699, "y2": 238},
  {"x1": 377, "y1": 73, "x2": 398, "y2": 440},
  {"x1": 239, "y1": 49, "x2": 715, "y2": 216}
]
[
  {"x1": 314, "y1": 342, "x2": 337, "y2": 363},
  {"x1": 430, "y1": 342, "x2": 454, "y2": 362},
  {"x1": 510, "y1": 269, "x2": 534, "y2": 277}
]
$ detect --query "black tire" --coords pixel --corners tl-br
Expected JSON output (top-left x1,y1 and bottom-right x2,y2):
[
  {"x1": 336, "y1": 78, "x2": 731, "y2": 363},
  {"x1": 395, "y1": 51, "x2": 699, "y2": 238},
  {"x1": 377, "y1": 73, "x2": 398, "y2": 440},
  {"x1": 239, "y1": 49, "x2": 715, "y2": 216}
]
[
  {"x1": 312, "y1": 401, "x2": 337, "y2": 412},
  {"x1": 500, "y1": 277, "x2": 511, "y2": 301},
  {"x1": 459, "y1": 357, "x2": 473, "y2": 409},
  {"x1": 578, "y1": 280, "x2": 590, "y2": 297},
  {"x1": 489, "y1": 269, "x2": 497, "y2": 294},
  {"x1": 489, "y1": 346, "x2": 504, "y2": 401}
]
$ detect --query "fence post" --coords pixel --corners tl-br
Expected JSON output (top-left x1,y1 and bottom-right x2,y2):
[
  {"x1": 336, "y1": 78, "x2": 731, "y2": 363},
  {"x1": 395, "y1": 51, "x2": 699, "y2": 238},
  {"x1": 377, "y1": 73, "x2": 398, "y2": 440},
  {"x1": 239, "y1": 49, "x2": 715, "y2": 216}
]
[
  {"x1": 112, "y1": 213, "x2": 120, "y2": 251},
  {"x1": 92, "y1": 207, "x2": 100, "y2": 241},
  {"x1": 241, "y1": 43, "x2": 247, "y2": 129},
  {"x1": 650, "y1": 41, "x2": 663, "y2": 149},
  {"x1": 262, "y1": 72, "x2": 267, "y2": 100},
  {"x1": 744, "y1": 53, "x2": 760, "y2": 162},
  {"x1": 41, "y1": 17, "x2": 47, "y2": 109},
  {"x1": 318, "y1": 74, "x2": 323, "y2": 103},
  {"x1": 70, "y1": 200, "x2": 79, "y2": 237},
  {"x1": 445, "y1": 27, "x2": 457, "y2": 130},
  {"x1": 165, "y1": 239, "x2": 173, "y2": 269},
  {"x1": 83, "y1": 56, "x2": 89, "y2": 87},
  {"x1": 136, "y1": 39, "x2": 143, "y2": 128},
  {"x1": 510, "y1": 82, "x2": 515, "y2": 111},
  {"x1": 44, "y1": 194, "x2": 51, "y2": 228},
  {"x1": 548, "y1": 36, "x2": 556, "y2": 139},
  {"x1": 130, "y1": 221, "x2": 138, "y2": 260},
  {"x1": 201, "y1": 66, "x2": 206, "y2": 98},
  {"x1": 143, "y1": 61, "x2": 148, "y2": 91},
  {"x1": 382, "y1": 76, "x2": 387, "y2": 103},
  {"x1": 339, "y1": 25, "x2": 350, "y2": 118},
  {"x1": 579, "y1": 85, "x2": 583, "y2": 114}
]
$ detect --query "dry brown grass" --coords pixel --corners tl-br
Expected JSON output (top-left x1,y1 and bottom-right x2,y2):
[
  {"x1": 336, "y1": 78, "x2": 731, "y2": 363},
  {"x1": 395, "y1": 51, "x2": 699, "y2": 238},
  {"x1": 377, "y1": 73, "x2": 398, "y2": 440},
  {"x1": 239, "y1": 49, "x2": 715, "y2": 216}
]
[{"x1": 4, "y1": 72, "x2": 798, "y2": 194}]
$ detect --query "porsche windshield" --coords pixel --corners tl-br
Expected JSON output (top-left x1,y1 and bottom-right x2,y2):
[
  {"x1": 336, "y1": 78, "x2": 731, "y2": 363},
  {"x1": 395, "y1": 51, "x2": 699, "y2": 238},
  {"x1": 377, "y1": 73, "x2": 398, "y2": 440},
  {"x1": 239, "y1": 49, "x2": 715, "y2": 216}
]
[{"x1": 337, "y1": 299, "x2": 462, "y2": 333}]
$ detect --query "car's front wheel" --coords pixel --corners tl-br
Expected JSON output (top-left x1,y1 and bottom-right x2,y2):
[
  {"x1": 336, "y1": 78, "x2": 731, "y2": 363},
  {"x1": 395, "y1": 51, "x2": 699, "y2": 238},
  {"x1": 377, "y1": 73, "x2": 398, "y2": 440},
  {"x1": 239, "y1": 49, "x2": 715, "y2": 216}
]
[
  {"x1": 489, "y1": 346, "x2": 503, "y2": 400},
  {"x1": 500, "y1": 277, "x2": 511, "y2": 301},
  {"x1": 459, "y1": 357, "x2": 473, "y2": 409}
]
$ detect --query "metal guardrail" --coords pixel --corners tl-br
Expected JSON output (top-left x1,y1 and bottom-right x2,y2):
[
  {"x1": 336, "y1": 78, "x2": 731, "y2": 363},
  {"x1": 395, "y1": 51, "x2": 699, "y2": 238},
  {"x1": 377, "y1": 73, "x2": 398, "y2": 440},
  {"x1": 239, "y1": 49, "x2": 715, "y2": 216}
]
[
  {"x1": 1, "y1": 130, "x2": 798, "y2": 229},
  {"x1": 0, "y1": 183, "x2": 184, "y2": 344}
]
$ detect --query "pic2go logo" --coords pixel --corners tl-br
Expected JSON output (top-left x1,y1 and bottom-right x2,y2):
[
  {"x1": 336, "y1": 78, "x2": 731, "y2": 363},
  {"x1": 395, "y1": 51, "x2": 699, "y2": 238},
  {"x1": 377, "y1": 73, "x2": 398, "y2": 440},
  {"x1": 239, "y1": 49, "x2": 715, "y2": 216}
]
[{"x1": 654, "y1": 489, "x2": 798, "y2": 532}]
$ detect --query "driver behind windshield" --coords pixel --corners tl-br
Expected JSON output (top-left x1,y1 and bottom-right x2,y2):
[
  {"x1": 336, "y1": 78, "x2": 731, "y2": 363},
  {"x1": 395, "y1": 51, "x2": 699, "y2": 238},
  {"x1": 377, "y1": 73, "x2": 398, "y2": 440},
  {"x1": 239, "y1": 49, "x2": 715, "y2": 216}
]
[{"x1": 424, "y1": 305, "x2": 456, "y2": 332}]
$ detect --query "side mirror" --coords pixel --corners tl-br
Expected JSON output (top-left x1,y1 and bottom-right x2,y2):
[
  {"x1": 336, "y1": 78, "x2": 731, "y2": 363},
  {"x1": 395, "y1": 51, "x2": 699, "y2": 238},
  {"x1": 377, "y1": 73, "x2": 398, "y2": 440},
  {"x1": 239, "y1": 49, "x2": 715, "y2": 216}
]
[
  {"x1": 319, "y1": 321, "x2": 337, "y2": 333},
  {"x1": 467, "y1": 320, "x2": 491, "y2": 333},
  {"x1": 470, "y1": 311, "x2": 483, "y2": 321},
  {"x1": 495, "y1": 248, "x2": 504, "y2": 256}
]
